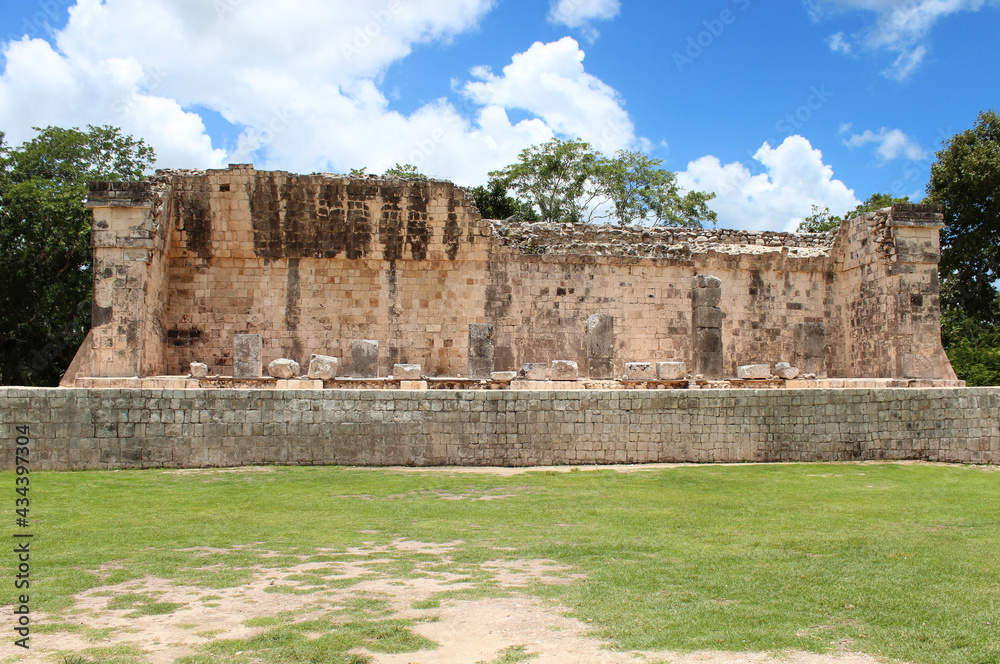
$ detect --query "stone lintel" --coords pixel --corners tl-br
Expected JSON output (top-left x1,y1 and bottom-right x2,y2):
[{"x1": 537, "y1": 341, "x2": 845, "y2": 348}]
[
  {"x1": 86, "y1": 181, "x2": 154, "y2": 208},
  {"x1": 888, "y1": 203, "x2": 945, "y2": 228}
]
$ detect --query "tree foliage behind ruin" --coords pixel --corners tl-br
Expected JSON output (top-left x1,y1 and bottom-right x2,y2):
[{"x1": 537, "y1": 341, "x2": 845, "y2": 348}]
[
  {"x1": 927, "y1": 110, "x2": 1000, "y2": 385},
  {"x1": 927, "y1": 109, "x2": 1000, "y2": 325},
  {"x1": 485, "y1": 138, "x2": 717, "y2": 228},
  {"x1": 796, "y1": 193, "x2": 911, "y2": 233},
  {"x1": 0, "y1": 125, "x2": 155, "y2": 386}
]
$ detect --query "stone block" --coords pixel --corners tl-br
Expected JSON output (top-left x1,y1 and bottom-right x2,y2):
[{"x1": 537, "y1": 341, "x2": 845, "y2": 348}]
[
  {"x1": 737, "y1": 364, "x2": 771, "y2": 380},
  {"x1": 351, "y1": 340, "x2": 379, "y2": 378},
  {"x1": 189, "y1": 362, "x2": 208, "y2": 378},
  {"x1": 796, "y1": 322, "x2": 827, "y2": 377},
  {"x1": 520, "y1": 363, "x2": 549, "y2": 380},
  {"x1": 307, "y1": 354, "x2": 339, "y2": 380},
  {"x1": 233, "y1": 334, "x2": 262, "y2": 378},
  {"x1": 551, "y1": 360, "x2": 579, "y2": 381},
  {"x1": 901, "y1": 354, "x2": 938, "y2": 379},
  {"x1": 277, "y1": 379, "x2": 322, "y2": 390},
  {"x1": 268, "y1": 358, "x2": 301, "y2": 379},
  {"x1": 692, "y1": 274, "x2": 722, "y2": 290},
  {"x1": 695, "y1": 352, "x2": 724, "y2": 380},
  {"x1": 393, "y1": 364, "x2": 422, "y2": 380},
  {"x1": 490, "y1": 372, "x2": 518, "y2": 383},
  {"x1": 586, "y1": 314, "x2": 615, "y2": 379},
  {"x1": 624, "y1": 362, "x2": 656, "y2": 380},
  {"x1": 468, "y1": 324, "x2": 495, "y2": 379},
  {"x1": 693, "y1": 306, "x2": 723, "y2": 329},
  {"x1": 774, "y1": 362, "x2": 800, "y2": 380},
  {"x1": 695, "y1": 328, "x2": 722, "y2": 354},
  {"x1": 692, "y1": 286, "x2": 722, "y2": 309},
  {"x1": 399, "y1": 380, "x2": 428, "y2": 390},
  {"x1": 657, "y1": 362, "x2": 687, "y2": 380}
]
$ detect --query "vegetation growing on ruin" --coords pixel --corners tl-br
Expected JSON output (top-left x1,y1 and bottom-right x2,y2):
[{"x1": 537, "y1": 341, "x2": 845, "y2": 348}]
[{"x1": 12, "y1": 464, "x2": 1000, "y2": 664}]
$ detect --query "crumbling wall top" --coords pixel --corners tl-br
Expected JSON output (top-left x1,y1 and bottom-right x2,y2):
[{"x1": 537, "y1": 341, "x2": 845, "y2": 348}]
[{"x1": 487, "y1": 219, "x2": 839, "y2": 259}]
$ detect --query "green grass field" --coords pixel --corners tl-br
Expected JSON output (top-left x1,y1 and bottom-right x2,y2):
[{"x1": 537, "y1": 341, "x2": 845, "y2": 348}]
[{"x1": 4, "y1": 463, "x2": 1000, "y2": 664}]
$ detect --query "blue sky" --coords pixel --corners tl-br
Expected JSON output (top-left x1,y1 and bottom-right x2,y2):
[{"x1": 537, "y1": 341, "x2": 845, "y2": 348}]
[{"x1": 0, "y1": 0, "x2": 997, "y2": 230}]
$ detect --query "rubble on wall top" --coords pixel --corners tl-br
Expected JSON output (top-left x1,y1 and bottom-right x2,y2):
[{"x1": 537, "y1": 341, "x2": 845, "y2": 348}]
[
  {"x1": 488, "y1": 219, "x2": 838, "y2": 259},
  {"x1": 153, "y1": 166, "x2": 460, "y2": 187}
]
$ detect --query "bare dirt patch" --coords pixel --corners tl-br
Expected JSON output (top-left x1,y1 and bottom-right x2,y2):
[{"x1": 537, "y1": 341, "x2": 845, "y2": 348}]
[
  {"x1": 381, "y1": 460, "x2": 989, "y2": 477},
  {"x1": 366, "y1": 597, "x2": 896, "y2": 664},
  {"x1": 1, "y1": 538, "x2": 909, "y2": 664}
]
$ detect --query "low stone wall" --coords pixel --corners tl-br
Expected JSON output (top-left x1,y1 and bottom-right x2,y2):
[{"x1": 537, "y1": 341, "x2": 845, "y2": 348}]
[{"x1": 1, "y1": 387, "x2": 997, "y2": 470}]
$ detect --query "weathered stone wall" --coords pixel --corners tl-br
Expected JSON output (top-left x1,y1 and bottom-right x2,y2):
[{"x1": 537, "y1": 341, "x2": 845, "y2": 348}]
[
  {"x1": 78, "y1": 165, "x2": 956, "y2": 381},
  {"x1": 87, "y1": 180, "x2": 173, "y2": 378},
  {"x1": 837, "y1": 205, "x2": 955, "y2": 380},
  {"x1": 157, "y1": 166, "x2": 492, "y2": 377},
  {"x1": 2, "y1": 387, "x2": 997, "y2": 470}
]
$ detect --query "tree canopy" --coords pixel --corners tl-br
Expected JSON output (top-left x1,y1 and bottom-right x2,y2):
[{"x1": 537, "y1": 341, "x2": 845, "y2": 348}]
[
  {"x1": 926, "y1": 109, "x2": 1000, "y2": 323},
  {"x1": 487, "y1": 138, "x2": 716, "y2": 228},
  {"x1": 796, "y1": 193, "x2": 911, "y2": 233},
  {"x1": 382, "y1": 163, "x2": 426, "y2": 179},
  {"x1": 468, "y1": 177, "x2": 538, "y2": 222},
  {"x1": 0, "y1": 125, "x2": 155, "y2": 386}
]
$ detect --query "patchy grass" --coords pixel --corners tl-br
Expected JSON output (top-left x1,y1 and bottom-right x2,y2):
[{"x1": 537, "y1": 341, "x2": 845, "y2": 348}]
[
  {"x1": 176, "y1": 616, "x2": 436, "y2": 664},
  {"x1": 4, "y1": 463, "x2": 1000, "y2": 664},
  {"x1": 105, "y1": 592, "x2": 186, "y2": 617},
  {"x1": 478, "y1": 644, "x2": 538, "y2": 663},
  {"x1": 58, "y1": 645, "x2": 147, "y2": 664}
]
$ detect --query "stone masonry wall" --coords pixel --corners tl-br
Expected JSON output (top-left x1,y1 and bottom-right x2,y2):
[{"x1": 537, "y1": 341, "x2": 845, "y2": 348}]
[
  {"x1": 80, "y1": 166, "x2": 956, "y2": 381},
  {"x1": 837, "y1": 205, "x2": 955, "y2": 380},
  {"x1": 1, "y1": 387, "x2": 997, "y2": 470}
]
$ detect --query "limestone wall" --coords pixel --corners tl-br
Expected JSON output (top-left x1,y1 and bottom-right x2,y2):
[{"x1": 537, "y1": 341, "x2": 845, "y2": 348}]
[
  {"x1": 2, "y1": 387, "x2": 996, "y2": 470},
  {"x1": 78, "y1": 165, "x2": 956, "y2": 381}
]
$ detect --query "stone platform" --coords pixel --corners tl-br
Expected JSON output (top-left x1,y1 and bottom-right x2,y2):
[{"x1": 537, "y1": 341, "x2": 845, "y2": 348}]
[{"x1": 1, "y1": 386, "x2": 995, "y2": 471}]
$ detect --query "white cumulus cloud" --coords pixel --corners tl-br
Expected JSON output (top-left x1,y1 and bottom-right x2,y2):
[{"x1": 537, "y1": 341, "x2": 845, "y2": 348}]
[
  {"x1": 548, "y1": 0, "x2": 621, "y2": 40},
  {"x1": 842, "y1": 126, "x2": 928, "y2": 161},
  {"x1": 676, "y1": 136, "x2": 859, "y2": 232},
  {"x1": 462, "y1": 37, "x2": 635, "y2": 154},
  {"x1": 815, "y1": 0, "x2": 998, "y2": 79},
  {"x1": 0, "y1": 0, "x2": 641, "y2": 186}
]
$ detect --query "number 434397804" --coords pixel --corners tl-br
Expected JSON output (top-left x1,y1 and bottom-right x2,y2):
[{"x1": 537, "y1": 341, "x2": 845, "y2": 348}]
[{"x1": 15, "y1": 425, "x2": 30, "y2": 503}]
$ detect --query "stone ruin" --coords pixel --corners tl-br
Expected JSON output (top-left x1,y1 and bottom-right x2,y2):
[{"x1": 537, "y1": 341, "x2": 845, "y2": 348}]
[{"x1": 61, "y1": 164, "x2": 961, "y2": 389}]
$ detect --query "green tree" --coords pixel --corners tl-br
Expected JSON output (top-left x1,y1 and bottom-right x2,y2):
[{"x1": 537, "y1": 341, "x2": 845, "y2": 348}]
[
  {"x1": 382, "y1": 163, "x2": 426, "y2": 179},
  {"x1": 491, "y1": 138, "x2": 716, "y2": 227},
  {"x1": 0, "y1": 125, "x2": 155, "y2": 386},
  {"x1": 468, "y1": 177, "x2": 538, "y2": 221},
  {"x1": 940, "y1": 294, "x2": 1000, "y2": 386},
  {"x1": 490, "y1": 139, "x2": 601, "y2": 224},
  {"x1": 926, "y1": 109, "x2": 1000, "y2": 323},
  {"x1": 797, "y1": 204, "x2": 841, "y2": 233},
  {"x1": 796, "y1": 193, "x2": 911, "y2": 233},
  {"x1": 600, "y1": 149, "x2": 715, "y2": 228}
]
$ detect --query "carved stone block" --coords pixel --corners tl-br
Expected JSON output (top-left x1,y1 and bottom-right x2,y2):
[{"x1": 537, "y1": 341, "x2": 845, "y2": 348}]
[
  {"x1": 233, "y1": 334, "x2": 262, "y2": 378},
  {"x1": 351, "y1": 340, "x2": 379, "y2": 378},
  {"x1": 468, "y1": 324, "x2": 495, "y2": 379}
]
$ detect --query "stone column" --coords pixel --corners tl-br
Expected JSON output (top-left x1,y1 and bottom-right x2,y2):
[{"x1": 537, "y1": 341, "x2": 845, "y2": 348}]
[
  {"x1": 468, "y1": 324, "x2": 495, "y2": 379},
  {"x1": 586, "y1": 314, "x2": 615, "y2": 379},
  {"x1": 692, "y1": 275, "x2": 723, "y2": 380},
  {"x1": 796, "y1": 323, "x2": 827, "y2": 378},
  {"x1": 86, "y1": 181, "x2": 158, "y2": 377},
  {"x1": 352, "y1": 340, "x2": 380, "y2": 378},
  {"x1": 233, "y1": 334, "x2": 263, "y2": 378},
  {"x1": 888, "y1": 204, "x2": 957, "y2": 380}
]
